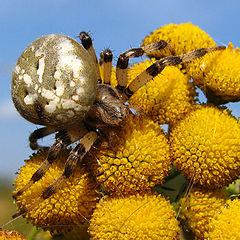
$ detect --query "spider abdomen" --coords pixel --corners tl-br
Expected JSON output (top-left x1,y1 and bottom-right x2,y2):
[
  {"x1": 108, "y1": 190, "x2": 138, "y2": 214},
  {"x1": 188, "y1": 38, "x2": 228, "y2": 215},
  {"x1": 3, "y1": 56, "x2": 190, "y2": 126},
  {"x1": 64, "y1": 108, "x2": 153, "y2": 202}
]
[{"x1": 11, "y1": 34, "x2": 98, "y2": 128}]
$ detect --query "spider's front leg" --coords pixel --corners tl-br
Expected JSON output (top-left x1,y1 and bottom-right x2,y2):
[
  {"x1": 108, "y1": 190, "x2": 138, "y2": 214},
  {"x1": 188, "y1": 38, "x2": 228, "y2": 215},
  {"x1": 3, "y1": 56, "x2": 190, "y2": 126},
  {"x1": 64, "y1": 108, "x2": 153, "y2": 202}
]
[
  {"x1": 13, "y1": 126, "x2": 88, "y2": 200},
  {"x1": 99, "y1": 49, "x2": 113, "y2": 85},
  {"x1": 115, "y1": 40, "x2": 175, "y2": 92},
  {"x1": 78, "y1": 32, "x2": 114, "y2": 85},
  {"x1": 78, "y1": 31, "x2": 102, "y2": 83},
  {"x1": 13, "y1": 131, "x2": 99, "y2": 219},
  {"x1": 123, "y1": 46, "x2": 226, "y2": 100}
]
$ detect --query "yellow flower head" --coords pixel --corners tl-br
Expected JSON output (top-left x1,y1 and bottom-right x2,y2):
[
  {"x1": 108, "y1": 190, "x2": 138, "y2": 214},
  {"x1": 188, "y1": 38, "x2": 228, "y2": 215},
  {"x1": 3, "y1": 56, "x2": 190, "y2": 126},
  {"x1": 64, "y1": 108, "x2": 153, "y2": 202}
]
[
  {"x1": 178, "y1": 187, "x2": 227, "y2": 239},
  {"x1": 141, "y1": 22, "x2": 216, "y2": 58},
  {"x1": 89, "y1": 194, "x2": 180, "y2": 240},
  {"x1": 88, "y1": 115, "x2": 171, "y2": 196},
  {"x1": 170, "y1": 105, "x2": 240, "y2": 189},
  {"x1": 0, "y1": 230, "x2": 26, "y2": 240},
  {"x1": 207, "y1": 199, "x2": 240, "y2": 239},
  {"x1": 127, "y1": 59, "x2": 196, "y2": 125},
  {"x1": 187, "y1": 43, "x2": 240, "y2": 104},
  {"x1": 14, "y1": 149, "x2": 98, "y2": 233}
]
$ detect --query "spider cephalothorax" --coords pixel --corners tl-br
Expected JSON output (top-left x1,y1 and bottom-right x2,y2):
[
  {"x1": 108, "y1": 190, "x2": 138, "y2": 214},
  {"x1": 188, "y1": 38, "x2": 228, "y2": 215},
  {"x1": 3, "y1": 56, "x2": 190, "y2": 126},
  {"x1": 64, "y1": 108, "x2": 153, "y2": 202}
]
[
  {"x1": 85, "y1": 84, "x2": 128, "y2": 128},
  {"x1": 11, "y1": 31, "x2": 225, "y2": 218}
]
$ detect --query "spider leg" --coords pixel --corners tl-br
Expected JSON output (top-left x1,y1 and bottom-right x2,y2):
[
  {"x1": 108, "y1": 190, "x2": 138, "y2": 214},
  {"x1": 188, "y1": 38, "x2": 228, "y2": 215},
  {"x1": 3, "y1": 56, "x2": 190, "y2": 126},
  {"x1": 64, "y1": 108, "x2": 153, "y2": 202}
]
[
  {"x1": 29, "y1": 127, "x2": 56, "y2": 150},
  {"x1": 99, "y1": 49, "x2": 113, "y2": 84},
  {"x1": 13, "y1": 127, "x2": 88, "y2": 200},
  {"x1": 123, "y1": 46, "x2": 226, "y2": 100},
  {"x1": 13, "y1": 131, "x2": 99, "y2": 219},
  {"x1": 78, "y1": 31, "x2": 102, "y2": 83},
  {"x1": 115, "y1": 40, "x2": 174, "y2": 92}
]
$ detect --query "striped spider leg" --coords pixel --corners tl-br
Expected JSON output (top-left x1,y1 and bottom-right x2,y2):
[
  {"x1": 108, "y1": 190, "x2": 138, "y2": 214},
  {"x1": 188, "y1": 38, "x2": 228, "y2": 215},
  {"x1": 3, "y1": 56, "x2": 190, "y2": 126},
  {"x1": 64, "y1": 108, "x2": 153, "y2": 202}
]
[
  {"x1": 13, "y1": 128, "x2": 98, "y2": 218},
  {"x1": 79, "y1": 32, "x2": 114, "y2": 85},
  {"x1": 99, "y1": 49, "x2": 113, "y2": 85},
  {"x1": 78, "y1": 31, "x2": 102, "y2": 84},
  {"x1": 115, "y1": 40, "x2": 175, "y2": 93},
  {"x1": 29, "y1": 126, "x2": 56, "y2": 150},
  {"x1": 12, "y1": 125, "x2": 88, "y2": 200},
  {"x1": 120, "y1": 46, "x2": 226, "y2": 100}
]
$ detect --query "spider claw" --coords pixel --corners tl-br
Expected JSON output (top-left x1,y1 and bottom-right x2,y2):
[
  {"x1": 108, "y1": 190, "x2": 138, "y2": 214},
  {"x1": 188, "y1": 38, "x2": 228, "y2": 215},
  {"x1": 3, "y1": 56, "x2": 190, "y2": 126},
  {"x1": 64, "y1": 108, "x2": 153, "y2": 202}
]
[
  {"x1": 12, "y1": 212, "x2": 20, "y2": 219},
  {"x1": 12, "y1": 194, "x2": 17, "y2": 200},
  {"x1": 12, "y1": 207, "x2": 27, "y2": 219},
  {"x1": 12, "y1": 190, "x2": 23, "y2": 200}
]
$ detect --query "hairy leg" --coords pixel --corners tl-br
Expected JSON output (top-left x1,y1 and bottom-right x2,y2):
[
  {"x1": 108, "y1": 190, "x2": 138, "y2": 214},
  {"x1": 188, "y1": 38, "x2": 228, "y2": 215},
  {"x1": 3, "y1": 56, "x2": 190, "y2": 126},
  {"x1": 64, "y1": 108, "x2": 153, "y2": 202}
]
[
  {"x1": 78, "y1": 31, "x2": 102, "y2": 83},
  {"x1": 99, "y1": 49, "x2": 113, "y2": 84},
  {"x1": 123, "y1": 46, "x2": 225, "y2": 100},
  {"x1": 115, "y1": 40, "x2": 174, "y2": 92},
  {"x1": 29, "y1": 127, "x2": 56, "y2": 150},
  {"x1": 13, "y1": 131, "x2": 99, "y2": 218},
  {"x1": 13, "y1": 126, "x2": 88, "y2": 199}
]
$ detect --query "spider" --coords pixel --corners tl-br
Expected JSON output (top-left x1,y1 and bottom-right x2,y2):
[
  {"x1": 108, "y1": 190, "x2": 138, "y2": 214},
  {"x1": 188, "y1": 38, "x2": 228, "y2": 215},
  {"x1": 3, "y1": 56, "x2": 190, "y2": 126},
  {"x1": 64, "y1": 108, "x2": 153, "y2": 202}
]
[{"x1": 11, "y1": 31, "x2": 225, "y2": 218}]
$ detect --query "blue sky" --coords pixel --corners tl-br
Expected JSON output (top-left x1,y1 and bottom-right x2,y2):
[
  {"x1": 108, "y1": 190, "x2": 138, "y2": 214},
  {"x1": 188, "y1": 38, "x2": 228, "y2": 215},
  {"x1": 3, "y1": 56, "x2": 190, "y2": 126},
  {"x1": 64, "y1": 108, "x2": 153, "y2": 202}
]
[{"x1": 1, "y1": 0, "x2": 240, "y2": 180}]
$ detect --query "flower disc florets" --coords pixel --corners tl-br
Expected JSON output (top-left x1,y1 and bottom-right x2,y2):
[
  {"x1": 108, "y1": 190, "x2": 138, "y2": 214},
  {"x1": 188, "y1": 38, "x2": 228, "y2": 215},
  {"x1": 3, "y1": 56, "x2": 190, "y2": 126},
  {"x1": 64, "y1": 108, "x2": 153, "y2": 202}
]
[
  {"x1": 187, "y1": 43, "x2": 240, "y2": 104},
  {"x1": 88, "y1": 115, "x2": 171, "y2": 196},
  {"x1": 178, "y1": 187, "x2": 227, "y2": 239},
  {"x1": 89, "y1": 194, "x2": 180, "y2": 240},
  {"x1": 128, "y1": 60, "x2": 196, "y2": 125},
  {"x1": 207, "y1": 199, "x2": 240, "y2": 239},
  {"x1": 141, "y1": 22, "x2": 216, "y2": 58},
  {"x1": 170, "y1": 105, "x2": 240, "y2": 189},
  {"x1": 14, "y1": 149, "x2": 98, "y2": 233},
  {"x1": 0, "y1": 230, "x2": 26, "y2": 240}
]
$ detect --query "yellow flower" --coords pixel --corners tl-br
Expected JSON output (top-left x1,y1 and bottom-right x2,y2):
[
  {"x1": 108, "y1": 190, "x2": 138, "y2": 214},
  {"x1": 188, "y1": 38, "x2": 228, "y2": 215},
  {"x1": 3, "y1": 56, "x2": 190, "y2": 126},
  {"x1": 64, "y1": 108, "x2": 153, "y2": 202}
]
[
  {"x1": 187, "y1": 43, "x2": 240, "y2": 104},
  {"x1": 127, "y1": 59, "x2": 196, "y2": 125},
  {"x1": 0, "y1": 230, "x2": 26, "y2": 240},
  {"x1": 141, "y1": 22, "x2": 216, "y2": 58},
  {"x1": 14, "y1": 149, "x2": 98, "y2": 233},
  {"x1": 89, "y1": 194, "x2": 180, "y2": 240},
  {"x1": 170, "y1": 105, "x2": 240, "y2": 189},
  {"x1": 88, "y1": 115, "x2": 171, "y2": 196},
  {"x1": 178, "y1": 187, "x2": 227, "y2": 239},
  {"x1": 207, "y1": 199, "x2": 240, "y2": 239}
]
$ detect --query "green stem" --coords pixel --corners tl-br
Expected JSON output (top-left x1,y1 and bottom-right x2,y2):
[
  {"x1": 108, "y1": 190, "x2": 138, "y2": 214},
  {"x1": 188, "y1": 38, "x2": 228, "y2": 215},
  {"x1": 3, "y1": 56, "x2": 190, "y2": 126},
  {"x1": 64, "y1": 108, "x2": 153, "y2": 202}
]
[{"x1": 27, "y1": 226, "x2": 41, "y2": 240}]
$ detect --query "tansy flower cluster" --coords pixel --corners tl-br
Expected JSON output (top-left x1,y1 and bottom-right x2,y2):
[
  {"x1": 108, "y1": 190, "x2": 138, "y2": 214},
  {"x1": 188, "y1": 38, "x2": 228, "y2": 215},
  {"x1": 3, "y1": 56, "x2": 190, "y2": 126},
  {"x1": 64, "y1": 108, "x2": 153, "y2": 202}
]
[
  {"x1": 187, "y1": 42, "x2": 240, "y2": 104},
  {"x1": 170, "y1": 105, "x2": 240, "y2": 189},
  {"x1": 87, "y1": 115, "x2": 172, "y2": 196},
  {"x1": 7, "y1": 22, "x2": 240, "y2": 240},
  {"x1": 89, "y1": 194, "x2": 180, "y2": 240},
  {"x1": 207, "y1": 199, "x2": 240, "y2": 239},
  {"x1": 141, "y1": 22, "x2": 216, "y2": 58},
  {"x1": 177, "y1": 187, "x2": 227, "y2": 239}
]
